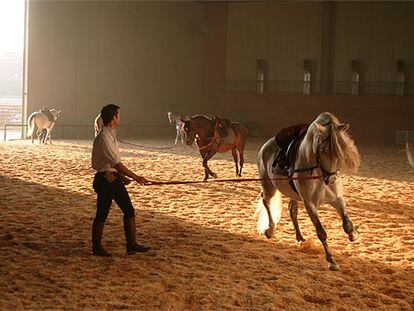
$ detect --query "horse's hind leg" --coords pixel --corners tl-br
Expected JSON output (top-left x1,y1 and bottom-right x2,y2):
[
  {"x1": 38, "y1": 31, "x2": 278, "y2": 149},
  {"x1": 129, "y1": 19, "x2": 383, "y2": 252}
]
[
  {"x1": 259, "y1": 175, "x2": 279, "y2": 239},
  {"x1": 231, "y1": 148, "x2": 239, "y2": 176},
  {"x1": 236, "y1": 145, "x2": 245, "y2": 177},
  {"x1": 179, "y1": 128, "x2": 185, "y2": 145},
  {"x1": 174, "y1": 128, "x2": 180, "y2": 145},
  {"x1": 289, "y1": 200, "x2": 305, "y2": 243},
  {"x1": 330, "y1": 196, "x2": 359, "y2": 242},
  {"x1": 304, "y1": 201, "x2": 339, "y2": 271}
]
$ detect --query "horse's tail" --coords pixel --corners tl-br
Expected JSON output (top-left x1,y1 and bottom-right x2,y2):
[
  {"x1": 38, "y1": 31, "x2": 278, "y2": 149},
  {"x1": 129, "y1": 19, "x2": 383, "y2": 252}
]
[
  {"x1": 27, "y1": 113, "x2": 35, "y2": 139},
  {"x1": 256, "y1": 190, "x2": 282, "y2": 235},
  {"x1": 406, "y1": 139, "x2": 414, "y2": 168}
]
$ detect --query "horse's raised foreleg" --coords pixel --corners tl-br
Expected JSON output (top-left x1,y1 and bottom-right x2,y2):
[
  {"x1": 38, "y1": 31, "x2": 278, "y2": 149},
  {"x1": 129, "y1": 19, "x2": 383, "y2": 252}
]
[
  {"x1": 289, "y1": 199, "x2": 305, "y2": 243},
  {"x1": 330, "y1": 197, "x2": 359, "y2": 242},
  {"x1": 231, "y1": 147, "x2": 239, "y2": 176},
  {"x1": 201, "y1": 150, "x2": 217, "y2": 181},
  {"x1": 304, "y1": 201, "x2": 339, "y2": 271}
]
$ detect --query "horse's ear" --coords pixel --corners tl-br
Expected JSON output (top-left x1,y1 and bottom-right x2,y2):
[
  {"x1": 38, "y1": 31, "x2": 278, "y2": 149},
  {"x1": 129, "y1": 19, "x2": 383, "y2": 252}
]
[{"x1": 338, "y1": 123, "x2": 349, "y2": 132}]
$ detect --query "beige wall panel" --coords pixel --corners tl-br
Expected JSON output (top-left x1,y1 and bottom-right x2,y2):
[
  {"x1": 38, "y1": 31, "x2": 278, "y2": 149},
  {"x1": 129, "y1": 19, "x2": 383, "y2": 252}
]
[
  {"x1": 27, "y1": 1, "x2": 205, "y2": 137},
  {"x1": 333, "y1": 2, "x2": 414, "y2": 94},
  {"x1": 219, "y1": 93, "x2": 414, "y2": 144},
  {"x1": 226, "y1": 2, "x2": 322, "y2": 93}
]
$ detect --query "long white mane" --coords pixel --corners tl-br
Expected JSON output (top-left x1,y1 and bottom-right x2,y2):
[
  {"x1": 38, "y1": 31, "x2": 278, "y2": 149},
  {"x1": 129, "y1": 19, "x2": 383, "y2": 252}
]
[{"x1": 311, "y1": 112, "x2": 361, "y2": 174}]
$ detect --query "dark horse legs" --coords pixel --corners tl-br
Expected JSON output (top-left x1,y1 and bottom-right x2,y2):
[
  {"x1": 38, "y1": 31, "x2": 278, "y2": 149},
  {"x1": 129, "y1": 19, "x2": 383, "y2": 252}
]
[
  {"x1": 201, "y1": 149, "x2": 217, "y2": 181},
  {"x1": 231, "y1": 148, "x2": 239, "y2": 176}
]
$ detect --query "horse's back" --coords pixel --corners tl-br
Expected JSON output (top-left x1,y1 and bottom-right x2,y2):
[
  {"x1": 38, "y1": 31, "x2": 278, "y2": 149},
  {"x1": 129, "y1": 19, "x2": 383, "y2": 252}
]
[{"x1": 231, "y1": 122, "x2": 249, "y2": 138}]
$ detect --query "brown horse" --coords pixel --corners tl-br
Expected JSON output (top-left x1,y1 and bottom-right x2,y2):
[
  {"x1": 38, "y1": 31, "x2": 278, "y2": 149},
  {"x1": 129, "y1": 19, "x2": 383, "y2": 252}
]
[{"x1": 181, "y1": 115, "x2": 248, "y2": 181}]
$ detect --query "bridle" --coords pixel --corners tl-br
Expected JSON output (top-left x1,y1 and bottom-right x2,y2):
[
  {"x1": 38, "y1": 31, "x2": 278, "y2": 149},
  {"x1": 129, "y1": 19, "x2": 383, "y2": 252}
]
[{"x1": 289, "y1": 130, "x2": 337, "y2": 185}]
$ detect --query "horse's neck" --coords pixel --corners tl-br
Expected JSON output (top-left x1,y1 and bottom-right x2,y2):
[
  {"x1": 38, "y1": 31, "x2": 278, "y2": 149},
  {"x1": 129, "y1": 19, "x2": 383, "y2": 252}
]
[
  {"x1": 296, "y1": 135, "x2": 316, "y2": 168},
  {"x1": 195, "y1": 119, "x2": 214, "y2": 139},
  {"x1": 296, "y1": 133, "x2": 337, "y2": 174}
]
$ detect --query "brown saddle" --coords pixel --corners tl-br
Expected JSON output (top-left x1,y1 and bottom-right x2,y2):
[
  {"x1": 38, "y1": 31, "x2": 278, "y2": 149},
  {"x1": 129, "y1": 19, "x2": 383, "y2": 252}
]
[
  {"x1": 213, "y1": 116, "x2": 232, "y2": 140},
  {"x1": 272, "y1": 124, "x2": 309, "y2": 192}
]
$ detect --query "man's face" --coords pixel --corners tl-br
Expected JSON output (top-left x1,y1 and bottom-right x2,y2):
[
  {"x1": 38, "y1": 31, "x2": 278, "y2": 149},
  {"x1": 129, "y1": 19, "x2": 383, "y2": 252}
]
[{"x1": 114, "y1": 110, "x2": 120, "y2": 126}]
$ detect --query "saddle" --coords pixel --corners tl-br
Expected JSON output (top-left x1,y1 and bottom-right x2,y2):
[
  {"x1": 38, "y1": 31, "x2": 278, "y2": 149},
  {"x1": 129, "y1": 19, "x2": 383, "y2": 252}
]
[
  {"x1": 272, "y1": 123, "x2": 309, "y2": 192},
  {"x1": 213, "y1": 116, "x2": 232, "y2": 141}
]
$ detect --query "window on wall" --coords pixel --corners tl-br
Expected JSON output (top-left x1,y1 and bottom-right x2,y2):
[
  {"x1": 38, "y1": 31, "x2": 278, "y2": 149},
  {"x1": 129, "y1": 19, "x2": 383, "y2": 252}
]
[{"x1": 0, "y1": 0, "x2": 25, "y2": 141}]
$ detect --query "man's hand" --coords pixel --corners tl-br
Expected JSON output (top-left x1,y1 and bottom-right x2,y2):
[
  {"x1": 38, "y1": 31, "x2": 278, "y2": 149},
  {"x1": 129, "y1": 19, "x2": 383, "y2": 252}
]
[
  {"x1": 120, "y1": 174, "x2": 131, "y2": 185},
  {"x1": 134, "y1": 176, "x2": 148, "y2": 185}
]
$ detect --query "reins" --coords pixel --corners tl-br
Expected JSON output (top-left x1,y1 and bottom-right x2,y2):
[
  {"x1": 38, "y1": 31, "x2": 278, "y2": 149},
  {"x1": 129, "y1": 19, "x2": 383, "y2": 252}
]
[
  {"x1": 145, "y1": 175, "x2": 321, "y2": 186},
  {"x1": 118, "y1": 139, "x2": 178, "y2": 150}
]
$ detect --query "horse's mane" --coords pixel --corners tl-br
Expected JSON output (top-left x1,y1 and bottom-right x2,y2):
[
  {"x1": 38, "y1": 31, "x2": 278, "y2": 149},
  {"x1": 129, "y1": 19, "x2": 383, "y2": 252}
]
[{"x1": 314, "y1": 112, "x2": 361, "y2": 174}]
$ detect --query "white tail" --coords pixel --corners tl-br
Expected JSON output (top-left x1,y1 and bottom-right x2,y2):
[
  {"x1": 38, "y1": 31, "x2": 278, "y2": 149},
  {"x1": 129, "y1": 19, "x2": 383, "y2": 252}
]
[
  {"x1": 256, "y1": 190, "x2": 282, "y2": 235},
  {"x1": 407, "y1": 140, "x2": 414, "y2": 168},
  {"x1": 27, "y1": 113, "x2": 35, "y2": 138}
]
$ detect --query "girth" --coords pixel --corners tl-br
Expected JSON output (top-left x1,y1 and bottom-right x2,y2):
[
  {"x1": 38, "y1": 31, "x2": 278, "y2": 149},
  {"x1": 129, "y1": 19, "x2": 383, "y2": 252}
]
[{"x1": 272, "y1": 124, "x2": 309, "y2": 193}]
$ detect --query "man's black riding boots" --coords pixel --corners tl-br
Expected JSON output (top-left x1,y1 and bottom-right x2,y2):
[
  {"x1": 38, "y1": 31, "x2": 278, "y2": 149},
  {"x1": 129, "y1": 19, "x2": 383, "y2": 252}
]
[
  {"x1": 124, "y1": 216, "x2": 150, "y2": 254},
  {"x1": 92, "y1": 219, "x2": 111, "y2": 257}
]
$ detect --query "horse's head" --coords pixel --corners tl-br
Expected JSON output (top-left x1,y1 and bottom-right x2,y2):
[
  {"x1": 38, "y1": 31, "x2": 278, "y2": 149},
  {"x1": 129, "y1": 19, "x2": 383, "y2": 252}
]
[
  {"x1": 50, "y1": 109, "x2": 61, "y2": 120},
  {"x1": 310, "y1": 112, "x2": 360, "y2": 174},
  {"x1": 167, "y1": 111, "x2": 175, "y2": 125},
  {"x1": 181, "y1": 118, "x2": 196, "y2": 146}
]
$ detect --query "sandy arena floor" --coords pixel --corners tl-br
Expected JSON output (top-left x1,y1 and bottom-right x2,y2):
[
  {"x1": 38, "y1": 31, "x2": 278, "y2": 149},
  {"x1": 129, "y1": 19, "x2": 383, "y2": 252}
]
[{"x1": 0, "y1": 138, "x2": 413, "y2": 310}]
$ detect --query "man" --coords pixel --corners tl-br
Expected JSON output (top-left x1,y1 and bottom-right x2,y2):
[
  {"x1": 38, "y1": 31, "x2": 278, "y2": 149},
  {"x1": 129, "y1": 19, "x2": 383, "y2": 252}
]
[{"x1": 91, "y1": 104, "x2": 150, "y2": 256}]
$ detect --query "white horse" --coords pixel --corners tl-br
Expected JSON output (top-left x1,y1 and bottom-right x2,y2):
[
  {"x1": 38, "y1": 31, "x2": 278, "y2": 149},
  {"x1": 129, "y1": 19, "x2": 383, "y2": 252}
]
[
  {"x1": 406, "y1": 137, "x2": 414, "y2": 168},
  {"x1": 257, "y1": 112, "x2": 361, "y2": 271},
  {"x1": 94, "y1": 113, "x2": 103, "y2": 137},
  {"x1": 167, "y1": 111, "x2": 188, "y2": 145},
  {"x1": 27, "y1": 108, "x2": 61, "y2": 144}
]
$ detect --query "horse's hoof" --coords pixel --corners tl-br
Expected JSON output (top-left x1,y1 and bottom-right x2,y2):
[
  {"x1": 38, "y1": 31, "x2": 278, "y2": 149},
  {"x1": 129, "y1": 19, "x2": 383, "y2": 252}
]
[
  {"x1": 328, "y1": 262, "x2": 340, "y2": 271},
  {"x1": 264, "y1": 228, "x2": 274, "y2": 239},
  {"x1": 349, "y1": 230, "x2": 359, "y2": 242}
]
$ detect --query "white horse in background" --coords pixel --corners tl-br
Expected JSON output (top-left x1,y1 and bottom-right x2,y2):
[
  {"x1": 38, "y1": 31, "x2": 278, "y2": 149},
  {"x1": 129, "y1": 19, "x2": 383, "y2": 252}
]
[
  {"x1": 27, "y1": 108, "x2": 61, "y2": 144},
  {"x1": 407, "y1": 137, "x2": 414, "y2": 168},
  {"x1": 257, "y1": 112, "x2": 361, "y2": 271},
  {"x1": 167, "y1": 111, "x2": 188, "y2": 145},
  {"x1": 94, "y1": 113, "x2": 103, "y2": 137}
]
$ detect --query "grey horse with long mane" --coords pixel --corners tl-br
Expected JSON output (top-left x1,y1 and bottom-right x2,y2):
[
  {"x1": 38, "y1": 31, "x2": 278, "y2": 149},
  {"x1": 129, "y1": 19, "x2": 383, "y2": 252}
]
[
  {"x1": 27, "y1": 108, "x2": 61, "y2": 144},
  {"x1": 257, "y1": 112, "x2": 361, "y2": 271}
]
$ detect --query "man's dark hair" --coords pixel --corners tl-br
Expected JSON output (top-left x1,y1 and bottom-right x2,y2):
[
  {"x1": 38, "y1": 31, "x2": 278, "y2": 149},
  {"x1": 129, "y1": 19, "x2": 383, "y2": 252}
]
[{"x1": 101, "y1": 104, "x2": 120, "y2": 125}]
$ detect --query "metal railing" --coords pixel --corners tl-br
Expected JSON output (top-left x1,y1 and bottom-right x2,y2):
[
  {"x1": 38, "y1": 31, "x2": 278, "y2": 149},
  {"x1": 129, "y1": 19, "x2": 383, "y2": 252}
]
[{"x1": 225, "y1": 79, "x2": 414, "y2": 95}]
